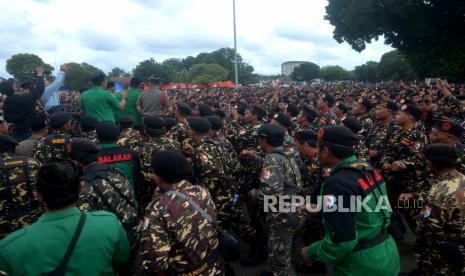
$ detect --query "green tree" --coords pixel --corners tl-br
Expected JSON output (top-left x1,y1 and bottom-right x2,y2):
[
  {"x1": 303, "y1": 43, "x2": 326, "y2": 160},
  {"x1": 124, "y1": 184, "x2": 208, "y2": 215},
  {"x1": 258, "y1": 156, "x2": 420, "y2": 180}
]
[
  {"x1": 65, "y1": 62, "x2": 102, "y2": 91},
  {"x1": 107, "y1": 67, "x2": 130, "y2": 78},
  {"x1": 132, "y1": 58, "x2": 171, "y2": 84},
  {"x1": 290, "y1": 62, "x2": 320, "y2": 81},
  {"x1": 376, "y1": 50, "x2": 416, "y2": 81},
  {"x1": 187, "y1": 63, "x2": 228, "y2": 84},
  {"x1": 353, "y1": 61, "x2": 379, "y2": 83},
  {"x1": 325, "y1": 0, "x2": 465, "y2": 81},
  {"x1": 320, "y1": 65, "x2": 354, "y2": 81},
  {"x1": 6, "y1": 53, "x2": 54, "y2": 83}
]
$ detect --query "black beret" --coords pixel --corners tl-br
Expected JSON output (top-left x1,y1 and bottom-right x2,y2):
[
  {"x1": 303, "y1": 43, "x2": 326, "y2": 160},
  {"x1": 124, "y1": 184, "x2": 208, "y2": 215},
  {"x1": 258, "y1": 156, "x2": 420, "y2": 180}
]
[
  {"x1": 80, "y1": 115, "x2": 98, "y2": 130},
  {"x1": 96, "y1": 121, "x2": 121, "y2": 142},
  {"x1": 324, "y1": 94, "x2": 335, "y2": 107},
  {"x1": 335, "y1": 102, "x2": 348, "y2": 113},
  {"x1": 69, "y1": 138, "x2": 100, "y2": 163},
  {"x1": 151, "y1": 150, "x2": 193, "y2": 184},
  {"x1": 302, "y1": 105, "x2": 320, "y2": 120},
  {"x1": 399, "y1": 104, "x2": 422, "y2": 120},
  {"x1": 294, "y1": 129, "x2": 317, "y2": 145},
  {"x1": 286, "y1": 103, "x2": 299, "y2": 117},
  {"x1": 176, "y1": 102, "x2": 192, "y2": 116},
  {"x1": 205, "y1": 116, "x2": 223, "y2": 130},
  {"x1": 357, "y1": 98, "x2": 372, "y2": 111},
  {"x1": 198, "y1": 104, "x2": 213, "y2": 117},
  {"x1": 378, "y1": 100, "x2": 398, "y2": 112},
  {"x1": 236, "y1": 102, "x2": 247, "y2": 116},
  {"x1": 188, "y1": 117, "x2": 212, "y2": 133},
  {"x1": 342, "y1": 117, "x2": 363, "y2": 134},
  {"x1": 90, "y1": 72, "x2": 105, "y2": 84},
  {"x1": 0, "y1": 134, "x2": 18, "y2": 152},
  {"x1": 118, "y1": 116, "x2": 135, "y2": 125},
  {"x1": 143, "y1": 117, "x2": 166, "y2": 135},
  {"x1": 273, "y1": 112, "x2": 291, "y2": 128},
  {"x1": 30, "y1": 116, "x2": 47, "y2": 132},
  {"x1": 425, "y1": 143, "x2": 459, "y2": 165},
  {"x1": 50, "y1": 112, "x2": 72, "y2": 129},
  {"x1": 252, "y1": 105, "x2": 267, "y2": 120},
  {"x1": 433, "y1": 119, "x2": 465, "y2": 138},
  {"x1": 214, "y1": 109, "x2": 226, "y2": 119},
  {"x1": 259, "y1": 123, "x2": 285, "y2": 142},
  {"x1": 318, "y1": 125, "x2": 359, "y2": 148},
  {"x1": 164, "y1": 117, "x2": 177, "y2": 130}
]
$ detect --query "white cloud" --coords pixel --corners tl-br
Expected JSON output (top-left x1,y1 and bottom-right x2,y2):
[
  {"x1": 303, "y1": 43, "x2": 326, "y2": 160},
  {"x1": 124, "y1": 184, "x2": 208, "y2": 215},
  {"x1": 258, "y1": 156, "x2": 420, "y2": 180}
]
[{"x1": 0, "y1": 0, "x2": 392, "y2": 78}]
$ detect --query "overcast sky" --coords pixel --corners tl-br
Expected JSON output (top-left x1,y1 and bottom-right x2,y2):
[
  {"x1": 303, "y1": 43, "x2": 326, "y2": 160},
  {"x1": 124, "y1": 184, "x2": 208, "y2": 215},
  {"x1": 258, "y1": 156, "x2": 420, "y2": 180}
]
[{"x1": 0, "y1": 0, "x2": 391, "y2": 77}]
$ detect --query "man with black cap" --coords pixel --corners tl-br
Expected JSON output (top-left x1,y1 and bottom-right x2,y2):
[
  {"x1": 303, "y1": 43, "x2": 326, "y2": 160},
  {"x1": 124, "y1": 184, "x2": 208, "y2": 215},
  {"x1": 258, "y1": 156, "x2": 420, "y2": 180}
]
[
  {"x1": 170, "y1": 102, "x2": 192, "y2": 145},
  {"x1": 284, "y1": 103, "x2": 300, "y2": 133},
  {"x1": 251, "y1": 123, "x2": 302, "y2": 276},
  {"x1": 0, "y1": 159, "x2": 130, "y2": 275},
  {"x1": 351, "y1": 97, "x2": 375, "y2": 142},
  {"x1": 406, "y1": 144, "x2": 465, "y2": 275},
  {"x1": 271, "y1": 112, "x2": 300, "y2": 161},
  {"x1": 80, "y1": 72, "x2": 128, "y2": 123},
  {"x1": 332, "y1": 102, "x2": 348, "y2": 122},
  {"x1": 115, "y1": 77, "x2": 142, "y2": 129},
  {"x1": 296, "y1": 105, "x2": 320, "y2": 130},
  {"x1": 429, "y1": 119, "x2": 465, "y2": 174},
  {"x1": 317, "y1": 94, "x2": 339, "y2": 127},
  {"x1": 117, "y1": 116, "x2": 144, "y2": 149},
  {"x1": 382, "y1": 103, "x2": 428, "y2": 232},
  {"x1": 301, "y1": 125, "x2": 400, "y2": 276},
  {"x1": 79, "y1": 115, "x2": 98, "y2": 142},
  {"x1": 367, "y1": 100, "x2": 398, "y2": 168},
  {"x1": 136, "y1": 76, "x2": 170, "y2": 117},
  {"x1": 138, "y1": 117, "x2": 179, "y2": 210},
  {"x1": 69, "y1": 139, "x2": 140, "y2": 248},
  {"x1": 135, "y1": 150, "x2": 224, "y2": 275},
  {"x1": 33, "y1": 111, "x2": 73, "y2": 163},
  {"x1": 15, "y1": 116, "x2": 48, "y2": 157},
  {"x1": 95, "y1": 121, "x2": 141, "y2": 191},
  {"x1": 341, "y1": 117, "x2": 369, "y2": 160},
  {"x1": 0, "y1": 134, "x2": 42, "y2": 239}
]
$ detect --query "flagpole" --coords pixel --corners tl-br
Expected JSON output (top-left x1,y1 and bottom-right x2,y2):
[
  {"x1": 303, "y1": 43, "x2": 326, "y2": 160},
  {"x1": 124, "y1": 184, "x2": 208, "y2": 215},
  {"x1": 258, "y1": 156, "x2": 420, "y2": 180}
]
[{"x1": 233, "y1": 0, "x2": 239, "y2": 87}]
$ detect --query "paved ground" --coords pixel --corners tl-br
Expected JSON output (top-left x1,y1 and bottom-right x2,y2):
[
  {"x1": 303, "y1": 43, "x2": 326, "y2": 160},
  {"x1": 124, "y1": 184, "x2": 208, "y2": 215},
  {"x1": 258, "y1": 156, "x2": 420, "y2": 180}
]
[{"x1": 231, "y1": 227, "x2": 416, "y2": 275}]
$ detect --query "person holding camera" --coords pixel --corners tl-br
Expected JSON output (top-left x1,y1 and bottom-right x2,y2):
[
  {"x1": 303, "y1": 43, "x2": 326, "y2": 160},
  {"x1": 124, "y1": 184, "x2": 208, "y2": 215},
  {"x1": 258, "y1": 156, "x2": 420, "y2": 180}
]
[{"x1": 0, "y1": 67, "x2": 45, "y2": 142}]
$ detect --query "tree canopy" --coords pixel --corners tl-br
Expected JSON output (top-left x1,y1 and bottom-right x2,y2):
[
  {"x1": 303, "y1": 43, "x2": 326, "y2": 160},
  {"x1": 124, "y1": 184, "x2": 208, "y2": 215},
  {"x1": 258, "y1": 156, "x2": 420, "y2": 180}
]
[
  {"x1": 6, "y1": 53, "x2": 54, "y2": 83},
  {"x1": 107, "y1": 67, "x2": 131, "y2": 78},
  {"x1": 325, "y1": 0, "x2": 465, "y2": 81},
  {"x1": 290, "y1": 62, "x2": 320, "y2": 81},
  {"x1": 320, "y1": 65, "x2": 354, "y2": 81},
  {"x1": 65, "y1": 62, "x2": 102, "y2": 91},
  {"x1": 187, "y1": 63, "x2": 228, "y2": 84}
]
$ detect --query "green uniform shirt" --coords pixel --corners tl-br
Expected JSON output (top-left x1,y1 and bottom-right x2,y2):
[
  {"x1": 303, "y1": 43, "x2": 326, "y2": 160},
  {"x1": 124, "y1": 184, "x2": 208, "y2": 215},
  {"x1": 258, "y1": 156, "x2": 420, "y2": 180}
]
[
  {"x1": 0, "y1": 207, "x2": 129, "y2": 276},
  {"x1": 115, "y1": 88, "x2": 142, "y2": 127},
  {"x1": 80, "y1": 86, "x2": 120, "y2": 123},
  {"x1": 306, "y1": 156, "x2": 400, "y2": 276},
  {"x1": 97, "y1": 143, "x2": 139, "y2": 189}
]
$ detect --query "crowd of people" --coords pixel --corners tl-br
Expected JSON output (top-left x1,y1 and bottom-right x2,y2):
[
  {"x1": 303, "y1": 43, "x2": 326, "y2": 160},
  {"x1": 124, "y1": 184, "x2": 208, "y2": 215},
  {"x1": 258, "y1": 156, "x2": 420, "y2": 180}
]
[{"x1": 0, "y1": 64, "x2": 465, "y2": 276}]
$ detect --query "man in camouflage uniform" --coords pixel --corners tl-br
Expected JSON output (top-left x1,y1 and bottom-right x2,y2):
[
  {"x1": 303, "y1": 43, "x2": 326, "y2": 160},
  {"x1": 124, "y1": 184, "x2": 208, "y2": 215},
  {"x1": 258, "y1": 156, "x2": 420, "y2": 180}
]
[
  {"x1": 33, "y1": 111, "x2": 73, "y2": 163},
  {"x1": 367, "y1": 100, "x2": 398, "y2": 169},
  {"x1": 59, "y1": 91, "x2": 81, "y2": 138},
  {"x1": 79, "y1": 115, "x2": 98, "y2": 142},
  {"x1": 136, "y1": 151, "x2": 223, "y2": 275},
  {"x1": 0, "y1": 134, "x2": 42, "y2": 239},
  {"x1": 117, "y1": 116, "x2": 144, "y2": 150},
  {"x1": 351, "y1": 97, "x2": 374, "y2": 144},
  {"x1": 138, "y1": 117, "x2": 180, "y2": 210},
  {"x1": 296, "y1": 105, "x2": 320, "y2": 130},
  {"x1": 433, "y1": 79, "x2": 463, "y2": 120},
  {"x1": 429, "y1": 119, "x2": 465, "y2": 174},
  {"x1": 408, "y1": 144, "x2": 465, "y2": 275},
  {"x1": 170, "y1": 102, "x2": 191, "y2": 145},
  {"x1": 69, "y1": 139, "x2": 140, "y2": 248},
  {"x1": 341, "y1": 117, "x2": 369, "y2": 160},
  {"x1": 382, "y1": 103, "x2": 429, "y2": 231},
  {"x1": 316, "y1": 94, "x2": 340, "y2": 127},
  {"x1": 251, "y1": 124, "x2": 302, "y2": 276}
]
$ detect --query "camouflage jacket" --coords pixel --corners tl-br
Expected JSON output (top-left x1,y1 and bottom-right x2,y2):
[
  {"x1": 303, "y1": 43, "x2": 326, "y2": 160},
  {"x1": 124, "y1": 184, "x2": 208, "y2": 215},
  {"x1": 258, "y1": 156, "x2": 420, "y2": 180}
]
[
  {"x1": 170, "y1": 120, "x2": 190, "y2": 146},
  {"x1": 357, "y1": 113, "x2": 375, "y2": 144},
  {"x1": 367, "y1": 120, "x2": 398, "y2": 168},
  {"x1": 32, "y1": 131, "x2": 72, "y2": 163},
  {"x1": 316, "y1": 111, "x2": 339, "y2": 127},
  {"x1": 226, "y1": 121, "x2": 262, "y2": 153},
  {"x1": 434, "y1": 94, "x2": 463, "y2": 120},
  {"x1": 77, "y1": 163, "x2": 140, "y2": 246},
  {"x1": 418, "y1": 171, "x2": 465, "y2": 242},
  {"x1": 136, "y1": 180, "x2": 222, "y2": 274},
  {"x1": 81, "y1": 130, "x2": 98, "y2": 142},
  {"x1": 117, "y1": 128, "x2": 144, "y2": 152},
  {"x1": 382, "y1": 122, "x2": 429, "y2": 193},
  {"x1": 258, "y1": 147, "x2": 302, "y2": 224},
  {"x1": 0, "y1": 153, "x2": 43, "y2": 239},
  {"x1": 457, "y1": 144, "x2": 465, "y2": 175},
  {"x1": 140, "y1": 136, "x2": 181, "y2": 182},
  {"x1": 210, "y1": 133, "x2": 241, "y2": 182}
]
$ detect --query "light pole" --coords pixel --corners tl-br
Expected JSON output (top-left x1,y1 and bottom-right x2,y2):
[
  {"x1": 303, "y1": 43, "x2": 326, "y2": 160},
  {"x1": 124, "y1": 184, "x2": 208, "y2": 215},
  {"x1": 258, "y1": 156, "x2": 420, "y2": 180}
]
[{"x1": 233, "y1": 0, "x2": 239, "y2": 87}]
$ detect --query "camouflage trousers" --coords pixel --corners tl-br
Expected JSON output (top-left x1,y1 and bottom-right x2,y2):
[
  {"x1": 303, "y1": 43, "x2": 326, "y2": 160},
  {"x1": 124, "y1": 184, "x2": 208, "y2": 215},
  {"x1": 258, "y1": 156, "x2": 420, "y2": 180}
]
[
  {"x1": 267, "y1": 222, "x2": 297, "y2": 276},
  {"x1": 415, "y1": 235, "x2": 465, "y2": 276}
]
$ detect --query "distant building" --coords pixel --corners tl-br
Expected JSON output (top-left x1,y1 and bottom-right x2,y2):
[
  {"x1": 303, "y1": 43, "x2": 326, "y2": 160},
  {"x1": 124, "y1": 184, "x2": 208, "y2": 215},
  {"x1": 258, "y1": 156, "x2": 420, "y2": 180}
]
[{"x1": 281, "y1": 61, "x2": 311, "y2": 77}]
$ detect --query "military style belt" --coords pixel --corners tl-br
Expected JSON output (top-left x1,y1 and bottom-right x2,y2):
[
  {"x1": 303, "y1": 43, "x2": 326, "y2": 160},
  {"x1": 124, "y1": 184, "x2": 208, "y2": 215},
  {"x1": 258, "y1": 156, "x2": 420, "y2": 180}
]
[
  {"x1": 163, "y1": 248, "x2": 220, "y2": 276},
  {"x1": 353, "y1": 232, "x2": 390, "y2": 251}
]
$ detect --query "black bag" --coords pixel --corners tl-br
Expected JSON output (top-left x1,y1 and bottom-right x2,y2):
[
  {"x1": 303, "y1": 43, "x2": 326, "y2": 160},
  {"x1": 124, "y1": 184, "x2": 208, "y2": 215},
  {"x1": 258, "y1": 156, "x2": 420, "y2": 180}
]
[
  {"x1": 166, "y1": 190, "x2": 241, "y2": 262},
  {"x1": 49, "y1": 212, "x2": 87, "y2": 276}
]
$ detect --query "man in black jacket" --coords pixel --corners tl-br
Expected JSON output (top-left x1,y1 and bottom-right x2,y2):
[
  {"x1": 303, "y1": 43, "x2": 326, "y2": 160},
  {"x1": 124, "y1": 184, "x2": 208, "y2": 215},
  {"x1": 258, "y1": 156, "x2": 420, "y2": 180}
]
[{"x1": 0, "y1": 67, "x2": 45, "y2": 142}]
